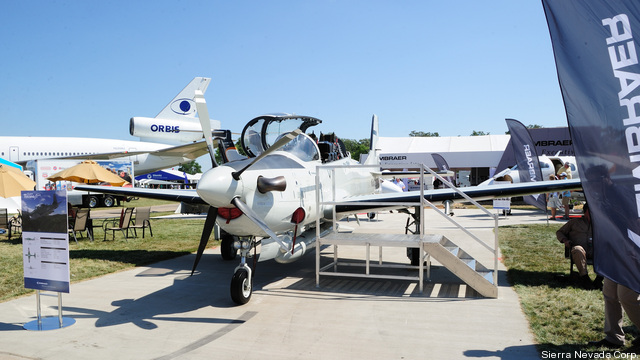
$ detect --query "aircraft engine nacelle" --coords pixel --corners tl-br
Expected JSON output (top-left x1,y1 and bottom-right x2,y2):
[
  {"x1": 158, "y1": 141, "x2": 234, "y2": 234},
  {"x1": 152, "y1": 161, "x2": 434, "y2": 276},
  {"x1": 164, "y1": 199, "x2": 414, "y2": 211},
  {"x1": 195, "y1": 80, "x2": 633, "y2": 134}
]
[{"x1": 129, "y1": 117, "x2": 221, "y2": 144}]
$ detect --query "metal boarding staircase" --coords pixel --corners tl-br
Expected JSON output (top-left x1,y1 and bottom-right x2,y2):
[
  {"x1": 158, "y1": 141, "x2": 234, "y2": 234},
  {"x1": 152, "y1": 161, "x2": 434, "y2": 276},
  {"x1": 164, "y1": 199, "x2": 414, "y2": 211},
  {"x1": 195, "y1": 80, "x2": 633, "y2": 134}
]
[
  {"x1": 315, "y1": 163, "x2": 499, "y2": 298},
  {"x1": 423, "y1": 237, "x2": 497, "y2": 298}
]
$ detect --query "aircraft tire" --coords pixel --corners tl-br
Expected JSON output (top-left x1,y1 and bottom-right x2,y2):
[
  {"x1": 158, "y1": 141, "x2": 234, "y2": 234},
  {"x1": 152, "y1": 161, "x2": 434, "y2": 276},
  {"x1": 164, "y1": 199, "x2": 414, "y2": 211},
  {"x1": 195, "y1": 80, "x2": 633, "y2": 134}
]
[
  {"x1": 220, "y1": 234, "x2": 237, "y2": 260},
  {"x1": 230, "y1": 268, "x2": 252, "y2": 305}
]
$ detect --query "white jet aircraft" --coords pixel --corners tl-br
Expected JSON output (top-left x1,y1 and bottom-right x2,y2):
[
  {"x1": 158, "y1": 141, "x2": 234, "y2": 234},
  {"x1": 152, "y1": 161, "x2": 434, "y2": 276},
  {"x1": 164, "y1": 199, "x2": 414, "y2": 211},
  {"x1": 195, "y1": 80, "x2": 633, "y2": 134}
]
[
  {"x1": 0, "y1": 77, "x2": 221, "y2": 175},
  {"x1": 77, "y1": 92, "x2": 582, "y2": 305},
  {"x1": 484, "y1": 154, "x2": 579, "y2": 185}
]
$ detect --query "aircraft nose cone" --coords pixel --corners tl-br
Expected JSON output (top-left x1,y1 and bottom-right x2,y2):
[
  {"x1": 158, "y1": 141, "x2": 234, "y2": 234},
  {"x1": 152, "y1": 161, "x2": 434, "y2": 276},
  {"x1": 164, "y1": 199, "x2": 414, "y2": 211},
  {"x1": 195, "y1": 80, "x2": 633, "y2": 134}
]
[{"x1": 196, "y1": 166, "x2": 241, "y2": 208}]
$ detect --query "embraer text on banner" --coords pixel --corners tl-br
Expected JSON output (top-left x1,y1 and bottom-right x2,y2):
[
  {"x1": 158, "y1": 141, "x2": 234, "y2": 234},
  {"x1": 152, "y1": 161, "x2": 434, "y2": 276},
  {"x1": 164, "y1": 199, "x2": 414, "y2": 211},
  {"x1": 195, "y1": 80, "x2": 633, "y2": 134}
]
[{"x1": 602, "y1": 13, "x2": 640, "y2": 247}]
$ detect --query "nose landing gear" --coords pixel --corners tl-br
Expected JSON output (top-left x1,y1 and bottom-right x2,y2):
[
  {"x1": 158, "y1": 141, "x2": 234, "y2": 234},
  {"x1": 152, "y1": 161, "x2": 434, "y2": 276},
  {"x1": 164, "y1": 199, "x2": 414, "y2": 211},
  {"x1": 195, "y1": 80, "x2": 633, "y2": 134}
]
[{"x1": 230, "y1": 237, "x2": 258, "y2": 305}]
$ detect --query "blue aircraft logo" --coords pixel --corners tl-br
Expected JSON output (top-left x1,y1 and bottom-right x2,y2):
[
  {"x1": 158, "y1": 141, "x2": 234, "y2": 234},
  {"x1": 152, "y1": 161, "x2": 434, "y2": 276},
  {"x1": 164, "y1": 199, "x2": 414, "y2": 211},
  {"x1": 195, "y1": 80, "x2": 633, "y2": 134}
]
[{"x1": 170, "y1": 98, "x2": 196, "y2": 116}]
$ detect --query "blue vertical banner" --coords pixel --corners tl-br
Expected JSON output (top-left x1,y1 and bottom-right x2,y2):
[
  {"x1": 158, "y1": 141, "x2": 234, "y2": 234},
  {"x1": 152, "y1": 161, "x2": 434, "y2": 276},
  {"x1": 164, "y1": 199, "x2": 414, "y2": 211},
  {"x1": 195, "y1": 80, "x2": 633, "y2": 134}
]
[
  {"x1": 543, "y1": 0, "x2": 640, "y2": 291},
  {"x1": 431, "y1": 153, "x2": 454, "y2": 184},
  {"x1": 505, "y1": 119, "x2": 547, "y2": 211}
]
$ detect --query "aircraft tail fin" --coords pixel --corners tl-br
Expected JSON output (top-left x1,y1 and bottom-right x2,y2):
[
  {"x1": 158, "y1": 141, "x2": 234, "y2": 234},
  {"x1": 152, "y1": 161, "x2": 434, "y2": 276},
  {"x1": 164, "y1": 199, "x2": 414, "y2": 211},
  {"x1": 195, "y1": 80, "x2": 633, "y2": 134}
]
[
  {"x1": 364, "y1": 114, "x2": 380, "y2": 165},
  {"x1": 155, "y1": 77, "x2": 211, "y2": 120}
]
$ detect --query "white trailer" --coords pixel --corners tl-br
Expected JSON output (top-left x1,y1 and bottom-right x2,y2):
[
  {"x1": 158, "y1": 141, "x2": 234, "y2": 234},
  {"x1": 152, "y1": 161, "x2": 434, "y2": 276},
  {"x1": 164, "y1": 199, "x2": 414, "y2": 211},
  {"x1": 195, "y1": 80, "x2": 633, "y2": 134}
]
[{"x1": 25, "y1": 159, "x2": 134, "y2": 208}]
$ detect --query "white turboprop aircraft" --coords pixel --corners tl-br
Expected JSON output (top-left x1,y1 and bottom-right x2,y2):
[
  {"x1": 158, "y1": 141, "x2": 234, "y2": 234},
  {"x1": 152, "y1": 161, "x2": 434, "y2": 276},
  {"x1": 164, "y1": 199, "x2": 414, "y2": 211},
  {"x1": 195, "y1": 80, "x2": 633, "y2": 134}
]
[
  {"x1": 0, "y1": 77, "x2": 221, "y2": 175},
  {"x1": 77, "y1": 92, "x2": 582, "y2": 305}
]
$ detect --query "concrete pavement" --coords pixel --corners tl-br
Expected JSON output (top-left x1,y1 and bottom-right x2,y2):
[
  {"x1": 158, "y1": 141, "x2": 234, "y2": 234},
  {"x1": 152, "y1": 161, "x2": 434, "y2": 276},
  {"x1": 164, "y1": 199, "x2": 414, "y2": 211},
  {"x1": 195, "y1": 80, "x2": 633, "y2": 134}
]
[{"x1": 0, "y1": 208, "x2": 549, "y2": 359}]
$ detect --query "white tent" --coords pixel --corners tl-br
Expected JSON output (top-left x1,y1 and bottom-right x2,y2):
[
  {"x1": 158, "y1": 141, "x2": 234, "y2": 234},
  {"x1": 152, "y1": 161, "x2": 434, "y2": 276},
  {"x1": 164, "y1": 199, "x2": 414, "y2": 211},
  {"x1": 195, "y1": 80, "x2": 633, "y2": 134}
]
[
  {"x1": 375, "y1": 135, "x2": 510, "y2": 169},
  {"x1": 0, "y1": 196, "x2": 21, "y2": 214}
]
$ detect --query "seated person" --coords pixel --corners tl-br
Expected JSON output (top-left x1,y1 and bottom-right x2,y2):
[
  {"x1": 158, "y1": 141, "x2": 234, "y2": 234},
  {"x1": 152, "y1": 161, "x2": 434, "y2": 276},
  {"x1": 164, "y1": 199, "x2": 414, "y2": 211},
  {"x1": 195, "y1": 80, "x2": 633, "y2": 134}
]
[{"x1": 556, "y1": 203, "x2": 600, "y2": 289}]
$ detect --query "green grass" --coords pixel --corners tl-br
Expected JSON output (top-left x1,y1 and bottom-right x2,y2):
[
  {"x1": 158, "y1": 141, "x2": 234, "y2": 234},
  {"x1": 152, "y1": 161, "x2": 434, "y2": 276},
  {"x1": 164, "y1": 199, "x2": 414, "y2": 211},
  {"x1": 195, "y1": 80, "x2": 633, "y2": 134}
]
[
  {"x1": 499, "y1": 223, "x2": 639, "y2": 354},
  {"x1": 0, "y1": 202, "x2": 215, "y2": 302}
]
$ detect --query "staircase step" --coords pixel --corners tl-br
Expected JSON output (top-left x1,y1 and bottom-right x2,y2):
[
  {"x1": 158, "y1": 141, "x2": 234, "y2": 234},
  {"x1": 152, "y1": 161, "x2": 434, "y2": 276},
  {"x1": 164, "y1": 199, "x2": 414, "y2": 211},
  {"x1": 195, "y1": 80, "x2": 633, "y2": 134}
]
[
  {"x1": 424, "y1": 236, "x2": 497, "y2": 298},
  {"x1": 480, "y1": 271, "x2": 494, "y2": 284},
  {"x1": 462, "y1": 258, "x2": 476, "y2": 269}
]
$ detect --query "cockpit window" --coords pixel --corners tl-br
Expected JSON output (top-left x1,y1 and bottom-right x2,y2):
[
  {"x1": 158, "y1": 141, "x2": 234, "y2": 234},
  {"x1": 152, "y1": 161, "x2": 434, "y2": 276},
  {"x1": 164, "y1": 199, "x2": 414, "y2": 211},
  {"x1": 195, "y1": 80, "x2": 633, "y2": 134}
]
[
  {"x1": 242, "y1": 118, "x2": 266, "y2": 157},
  {"x1": 278, "y1": 133, "x2": 320, "y2": 162},
  {"x1": 264, "y1": 119, "x2": 307, "y2": 149},
  {"x1": 240, "y1": 114, "x2": 322, "y2": 157}
]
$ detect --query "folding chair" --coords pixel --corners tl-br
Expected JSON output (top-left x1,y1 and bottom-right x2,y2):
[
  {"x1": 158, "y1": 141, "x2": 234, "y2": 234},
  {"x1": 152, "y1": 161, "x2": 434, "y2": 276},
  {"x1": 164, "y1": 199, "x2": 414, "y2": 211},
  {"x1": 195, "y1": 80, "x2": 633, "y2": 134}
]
[
  {"x1": 565, "y1": 246, "x2": 593, "y2": 276},
  {"x1": 69, "y1": 208, "x2": 92, "y2": 243},
  {"x1": 103, "y1": 207, "x2": 134, "y2": 241},
  {"x1": 130, "y1": 207, "x2": 153, "y2": 238}
]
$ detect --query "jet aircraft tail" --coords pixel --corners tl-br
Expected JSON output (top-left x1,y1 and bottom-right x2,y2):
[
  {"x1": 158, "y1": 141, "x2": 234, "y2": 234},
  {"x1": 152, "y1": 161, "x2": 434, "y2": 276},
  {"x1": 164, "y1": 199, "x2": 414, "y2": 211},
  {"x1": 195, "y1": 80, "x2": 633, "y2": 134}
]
[
  {"x1": 155, "y1": 77, "x2": 211, "y2": 120},
  {"x1": 130, "y1": 77, "x2": 221, "y2": 145},
  {"x1": 363, "y1": 114, "x2": 380, "y2": 165}
]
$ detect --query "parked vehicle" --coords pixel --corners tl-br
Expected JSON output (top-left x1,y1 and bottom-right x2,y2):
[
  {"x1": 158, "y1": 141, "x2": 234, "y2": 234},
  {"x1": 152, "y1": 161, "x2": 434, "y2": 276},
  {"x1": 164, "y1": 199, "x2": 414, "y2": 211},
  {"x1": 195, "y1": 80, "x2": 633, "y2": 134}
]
[{"x1": 25, "y1": 159, "x2": 134, "y2": 208}]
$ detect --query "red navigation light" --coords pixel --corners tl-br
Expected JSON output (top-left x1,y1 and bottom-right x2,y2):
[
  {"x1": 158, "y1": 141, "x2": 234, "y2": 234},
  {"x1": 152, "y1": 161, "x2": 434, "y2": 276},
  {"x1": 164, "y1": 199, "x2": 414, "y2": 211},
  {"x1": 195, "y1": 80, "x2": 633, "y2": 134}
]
[
  {"x1": 218, "y1": 207, "x2": 243, "y2": 224},
  {"x1": 291, "y1": 207, "x2": 305, "y2": 224}
]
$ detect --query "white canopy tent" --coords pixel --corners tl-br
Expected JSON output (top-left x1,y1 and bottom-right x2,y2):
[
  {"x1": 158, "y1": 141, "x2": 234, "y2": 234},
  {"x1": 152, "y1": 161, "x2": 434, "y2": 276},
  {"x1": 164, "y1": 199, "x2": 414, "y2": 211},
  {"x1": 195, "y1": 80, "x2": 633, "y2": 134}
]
[{"x1": 374, "y1": 135, "x2": 511, "y2": 169}]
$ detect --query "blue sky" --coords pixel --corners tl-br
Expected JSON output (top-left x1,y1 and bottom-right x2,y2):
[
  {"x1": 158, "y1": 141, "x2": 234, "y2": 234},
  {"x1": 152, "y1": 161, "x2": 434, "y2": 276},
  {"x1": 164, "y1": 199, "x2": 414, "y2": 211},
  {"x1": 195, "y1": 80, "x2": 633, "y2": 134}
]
[{"x1": 1, "y1": 1, "x2": 565, "y2": 143}]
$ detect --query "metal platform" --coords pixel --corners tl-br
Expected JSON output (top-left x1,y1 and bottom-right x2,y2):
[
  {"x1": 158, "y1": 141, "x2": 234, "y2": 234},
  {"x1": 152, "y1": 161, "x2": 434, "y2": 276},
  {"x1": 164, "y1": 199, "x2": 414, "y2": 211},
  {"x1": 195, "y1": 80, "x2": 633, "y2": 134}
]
[
  {"x1": 315, "y1": 231, "x2": 498, "y2": 298},
  {"x1": 316, "y1": 232, "x2": 439, "y2": 293},
  {"x1": 314, "y1": 163, "x2": 499, "y2": 298}
]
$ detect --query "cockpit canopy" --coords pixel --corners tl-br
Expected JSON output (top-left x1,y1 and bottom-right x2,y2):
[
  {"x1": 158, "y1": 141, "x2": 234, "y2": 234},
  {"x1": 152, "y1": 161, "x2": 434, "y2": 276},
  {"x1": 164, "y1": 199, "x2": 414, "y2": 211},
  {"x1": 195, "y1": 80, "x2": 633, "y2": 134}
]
[{"x1": 240, "y1": 114, "x2": 322, "y2": 161}]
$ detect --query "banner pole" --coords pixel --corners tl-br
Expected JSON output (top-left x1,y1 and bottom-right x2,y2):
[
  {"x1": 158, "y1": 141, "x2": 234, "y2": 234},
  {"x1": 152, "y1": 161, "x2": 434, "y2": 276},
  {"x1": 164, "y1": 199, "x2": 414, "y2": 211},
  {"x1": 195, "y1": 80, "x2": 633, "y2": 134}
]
[
  {"x1": 57, "y1": 292, "x2": 63, "y2": 328},
  {"x1": 36, "y1": 290, "x2": 42, "y2": 330}
]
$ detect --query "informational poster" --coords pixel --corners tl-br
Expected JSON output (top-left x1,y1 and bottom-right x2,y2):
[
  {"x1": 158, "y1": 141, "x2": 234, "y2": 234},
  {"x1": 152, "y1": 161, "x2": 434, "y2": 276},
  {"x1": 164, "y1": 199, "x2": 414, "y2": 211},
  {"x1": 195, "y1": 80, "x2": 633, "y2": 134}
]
[{"x1": 21, "y1": 190, "x2": 70, "y2": 293}]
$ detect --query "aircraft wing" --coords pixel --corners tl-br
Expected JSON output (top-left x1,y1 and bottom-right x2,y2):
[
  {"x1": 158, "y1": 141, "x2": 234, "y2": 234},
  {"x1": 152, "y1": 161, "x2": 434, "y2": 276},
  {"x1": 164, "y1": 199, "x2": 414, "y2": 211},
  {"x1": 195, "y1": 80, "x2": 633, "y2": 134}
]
[
  {"x1": 334, "y1": 178, "x2": 582, "y2": 215},
  {"x1": 45, "y1": 141, "x2": 209, "y2": 161},
  {"x1": 146, "y1": 141, "x2": 209, "y2": 160},
  {"x1": 75, "y1": 185, "x2": 208, "y2": 205},
  {"x1": 77, "y1": 178, "x2": 581, "y2": 215}
]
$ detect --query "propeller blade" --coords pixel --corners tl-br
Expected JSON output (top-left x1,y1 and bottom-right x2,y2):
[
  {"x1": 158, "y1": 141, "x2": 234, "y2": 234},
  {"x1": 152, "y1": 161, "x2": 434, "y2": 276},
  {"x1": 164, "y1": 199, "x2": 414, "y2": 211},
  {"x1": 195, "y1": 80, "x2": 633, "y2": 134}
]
[
  {"x1": 232, "y1": 128, "x2": 303, "y2": 180},
  {"x1": 191, "y1": 206, "x2": 218, "y2": 276},
  {"x1": 194, "y1": 90, "x2": 218, "y2": 167},
  {"x1": 231, "y1": 197, "x2": 289, "y2": 252}
]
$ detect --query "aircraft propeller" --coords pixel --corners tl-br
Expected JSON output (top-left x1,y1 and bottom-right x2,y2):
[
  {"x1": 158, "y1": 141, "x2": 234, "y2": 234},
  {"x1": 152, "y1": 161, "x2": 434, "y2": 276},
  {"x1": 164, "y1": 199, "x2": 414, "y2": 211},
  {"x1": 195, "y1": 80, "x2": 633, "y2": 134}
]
[
  {"x1": 194, "y1": 90, "x2": 218, "y2": 168},
  {"x1": 190, "y1": 206, "x2": 218, "y2": 275}
]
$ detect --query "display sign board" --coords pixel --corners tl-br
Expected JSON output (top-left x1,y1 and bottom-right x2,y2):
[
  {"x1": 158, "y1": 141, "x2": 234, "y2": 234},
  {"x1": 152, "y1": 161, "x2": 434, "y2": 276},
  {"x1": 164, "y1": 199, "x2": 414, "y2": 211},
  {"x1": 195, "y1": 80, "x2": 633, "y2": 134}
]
[
  {"x1": 493, "y1": 198, "x2": 511, "y2": 210},
  {"x1": 21, "y1": 190, "x2": 70, "y2": 293},
  {"x1": 492, "y1": 181, "x2": 511, "y2": 210}
]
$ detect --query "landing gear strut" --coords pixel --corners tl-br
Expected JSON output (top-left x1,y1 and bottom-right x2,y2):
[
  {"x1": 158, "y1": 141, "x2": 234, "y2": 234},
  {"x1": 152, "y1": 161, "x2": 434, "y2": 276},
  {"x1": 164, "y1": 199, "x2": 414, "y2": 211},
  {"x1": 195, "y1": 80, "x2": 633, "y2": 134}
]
[{"x1": 230, "y1": 237, "x2": 258, "y2": 305}]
